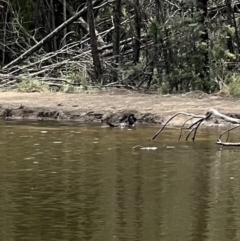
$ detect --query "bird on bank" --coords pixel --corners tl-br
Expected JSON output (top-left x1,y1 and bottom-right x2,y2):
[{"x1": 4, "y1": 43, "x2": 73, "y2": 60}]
[{"x1": 101, "y1": 113, "x2": 137, "y2": 128}]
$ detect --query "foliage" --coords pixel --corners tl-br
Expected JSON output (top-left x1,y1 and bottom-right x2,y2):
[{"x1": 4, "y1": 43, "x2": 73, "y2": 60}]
[
  {"x1": 228, "y1": 74, "x2": 240, "y2": 97},
  {"x1": 59, "y1": 84, "x2": 86, "y2": 93},
  {"x1": 63, "y1": 62, "x2": 90, "y2": 86},
  {"x1": 16, "y1": 79, "x2": 50, "y2": 92},
  {"x1": 1, "y1": 0, "x2": 240, "y2": 96}
]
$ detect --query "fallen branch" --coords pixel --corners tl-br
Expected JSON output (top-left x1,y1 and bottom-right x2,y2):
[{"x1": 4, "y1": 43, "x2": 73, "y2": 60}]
[
  {"x1": 215, "y1": 140, "x2": 240, "y2": 146},
  {"x1": 151, "y1": 112, "x2": 207, "y2": 141},
  {"x1": 207, "y1": 109, "x2": 240, "y2": 124},
  {"x1": 151, "y1": 108, "x2": 240, "y2": 147}
]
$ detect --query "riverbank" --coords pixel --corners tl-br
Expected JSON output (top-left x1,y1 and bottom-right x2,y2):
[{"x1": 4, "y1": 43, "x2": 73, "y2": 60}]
[{"x1": 0, "y1": 90, "x2": 239, "y2": 126}]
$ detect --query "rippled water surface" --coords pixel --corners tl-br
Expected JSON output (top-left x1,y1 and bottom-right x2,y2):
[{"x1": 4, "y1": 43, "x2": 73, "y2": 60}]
[{"x1": 0, "y1": 121, "x2": 239, "y2": 241}]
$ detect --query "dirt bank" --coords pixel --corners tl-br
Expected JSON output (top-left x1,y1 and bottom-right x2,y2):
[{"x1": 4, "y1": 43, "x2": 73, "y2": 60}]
[{"x1": 0, "y1": 90, "x2": 239, "y2": 126}]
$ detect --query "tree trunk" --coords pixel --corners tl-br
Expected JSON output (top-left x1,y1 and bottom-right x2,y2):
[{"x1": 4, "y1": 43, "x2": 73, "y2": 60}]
[
  {"x1": 225, "y1": 0, "x2": 240, "y2": 56},
  {"x1": 87, "y1": 0, "x2": 102, "y2": 84},
  {"x1": 50, "y1": 0, "x2": 57, "y2": 51},
  {"x1": 196, "y1": 0, "x2": 210, "y2": 92},
  {"x1": 1, "y1": 1, "x2": 8, "y2": 66},
  {"x1": 159, "y1": 0, "x2": 171, "y2": 75},
  {"x1": 133, "y1": 0, "x2": 141, "y2": 64},
  {"x1": 112, "y1": 0, "x2": 122, "y2": 82},
  {"x1": 145, "y1": 0, "x2": 161, "y2": 88}
]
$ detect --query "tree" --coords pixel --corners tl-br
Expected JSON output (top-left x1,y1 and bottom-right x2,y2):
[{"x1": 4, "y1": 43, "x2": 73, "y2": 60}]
[
  {"x1": 112, "y1": 0, "x2": 122, "y2": 82},
  {"x1": 133, "y1": 0, "x2": 141, "y2": 64},
  {"x1": 196, "y1": 0, "x2": 210, "y2": 92},
  {"x1": 1, "y1": 0, "x2": 240, "y2": 94},
  {"x1": 87, "y1": 0, "x2": 103, "y2": 84}
]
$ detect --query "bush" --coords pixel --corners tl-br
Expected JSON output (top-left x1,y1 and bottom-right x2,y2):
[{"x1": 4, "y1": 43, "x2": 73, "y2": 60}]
[
  {"x1": 228, "y1": 74, "x2": 240, "y2": 97},
  {"x1": 16, "y1": 79, "x2": 50, "y2": 92}
]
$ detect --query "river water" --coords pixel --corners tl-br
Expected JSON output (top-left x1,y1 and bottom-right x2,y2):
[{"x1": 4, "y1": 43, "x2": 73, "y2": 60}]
[{"x1": 0, "y1": 121, "x2": 239, "y2": 241}]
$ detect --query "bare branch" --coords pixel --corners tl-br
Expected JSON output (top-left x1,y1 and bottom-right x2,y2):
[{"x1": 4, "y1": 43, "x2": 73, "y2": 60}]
[
  {"x1": 151, "y1": 112, "x2": 206, "y2": 141},
  {"x1": 151, "y1": 109, "x2": 240, "y2": 147}
]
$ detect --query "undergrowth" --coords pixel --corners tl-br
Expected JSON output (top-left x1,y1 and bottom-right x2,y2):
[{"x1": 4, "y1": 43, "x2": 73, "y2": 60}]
[
  {"x1": 16, "y1": 78, "x2": 50, "y2": 92},
  {"x1": 228, "y1": 73, "x2": 240, "y2": 97}
]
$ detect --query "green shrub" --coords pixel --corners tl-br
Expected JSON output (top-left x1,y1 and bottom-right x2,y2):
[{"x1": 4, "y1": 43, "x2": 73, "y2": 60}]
[
  {"x1": 16, "y1": 78, "x2": 50, "y2": 92},
  {"x1": 228, "y1": 74, "x2": 240, "y2": 97}
]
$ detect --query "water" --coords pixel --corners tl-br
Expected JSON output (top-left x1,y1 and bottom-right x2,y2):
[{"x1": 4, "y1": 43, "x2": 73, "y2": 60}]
[{"x1": 0, "y1": 121, "x2": 239, "y2": 241}]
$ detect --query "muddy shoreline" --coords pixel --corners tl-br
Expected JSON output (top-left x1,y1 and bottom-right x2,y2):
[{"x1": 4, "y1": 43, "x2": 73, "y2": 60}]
[
  {"x1": 1, "y1": 107, "x2": 165, "y2": 125},
  {"x1": 0, "y1": 91, "x2": 239, "y2": 126}
]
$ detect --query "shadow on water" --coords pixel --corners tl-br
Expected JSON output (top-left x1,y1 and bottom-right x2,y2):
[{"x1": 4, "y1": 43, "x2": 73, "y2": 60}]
[{"x1": 0, "y1": 121, "x2": 239, "y2": 241}]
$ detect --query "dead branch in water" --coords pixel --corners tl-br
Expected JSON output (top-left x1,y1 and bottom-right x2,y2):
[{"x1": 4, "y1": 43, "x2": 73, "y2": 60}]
[
  {"x1": 215, "y1": 125, "x2": 240, "y2": 146},
  {"x1": 151, "y1": 109, "x2": 240, "y2": 146},
  {"x1": 151, "y1": 111, "x2": 210, "y2": 141},
  {"x1": 215, "y1": 140, "x2": 240, "y2": 146}
]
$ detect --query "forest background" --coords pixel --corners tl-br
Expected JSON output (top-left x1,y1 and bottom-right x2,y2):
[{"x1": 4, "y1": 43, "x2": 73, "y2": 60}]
[{"x1": 0, "y1": 0, "x2": 240, "y2": 96}]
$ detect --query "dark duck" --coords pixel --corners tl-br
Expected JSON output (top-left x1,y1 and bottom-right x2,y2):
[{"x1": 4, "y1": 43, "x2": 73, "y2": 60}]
[{"x1": 101, "y1": 113, "x2": 137, "y2": 128}]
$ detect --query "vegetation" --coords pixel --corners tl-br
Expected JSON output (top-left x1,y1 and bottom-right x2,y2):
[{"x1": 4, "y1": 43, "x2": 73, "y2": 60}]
[
  {"x1": 16, "y1": 78, "x2": 51, "y2": 92},
  {"x1": 0, "y1": 0, "x2": 240, "y2": 95}
]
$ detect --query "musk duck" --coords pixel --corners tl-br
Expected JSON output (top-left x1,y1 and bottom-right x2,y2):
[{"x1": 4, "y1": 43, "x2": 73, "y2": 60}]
[{"x1": 101, "y1": 113, "x2": 137, "y2": 128}]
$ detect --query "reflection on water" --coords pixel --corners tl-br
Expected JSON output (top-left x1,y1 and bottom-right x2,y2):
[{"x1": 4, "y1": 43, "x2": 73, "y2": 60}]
[{"x1": 0, "y1": 121, "x2": 239, "y2": 241}]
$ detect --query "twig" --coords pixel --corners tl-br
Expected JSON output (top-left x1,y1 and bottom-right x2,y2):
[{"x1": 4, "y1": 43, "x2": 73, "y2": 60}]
[
  {"x1": 218, "y1": 125, "x2": 240, "y2": 140},
  {"x1": 178, "y1": 117, "x2": 194, "y2": 141},
  {"x1": 185, "y1": 119, "x2": 204, "y2": 141}
]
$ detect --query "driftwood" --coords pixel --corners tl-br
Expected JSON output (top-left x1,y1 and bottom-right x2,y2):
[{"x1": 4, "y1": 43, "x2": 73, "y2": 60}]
[{"x1": 151, "y1": 109, "x2": 240, "y2": 147}]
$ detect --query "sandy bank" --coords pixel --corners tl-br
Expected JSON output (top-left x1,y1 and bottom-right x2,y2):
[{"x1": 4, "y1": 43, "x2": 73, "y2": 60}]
[{"x1": 0, "y1": 90, "x2": 239, "y2": 126}]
